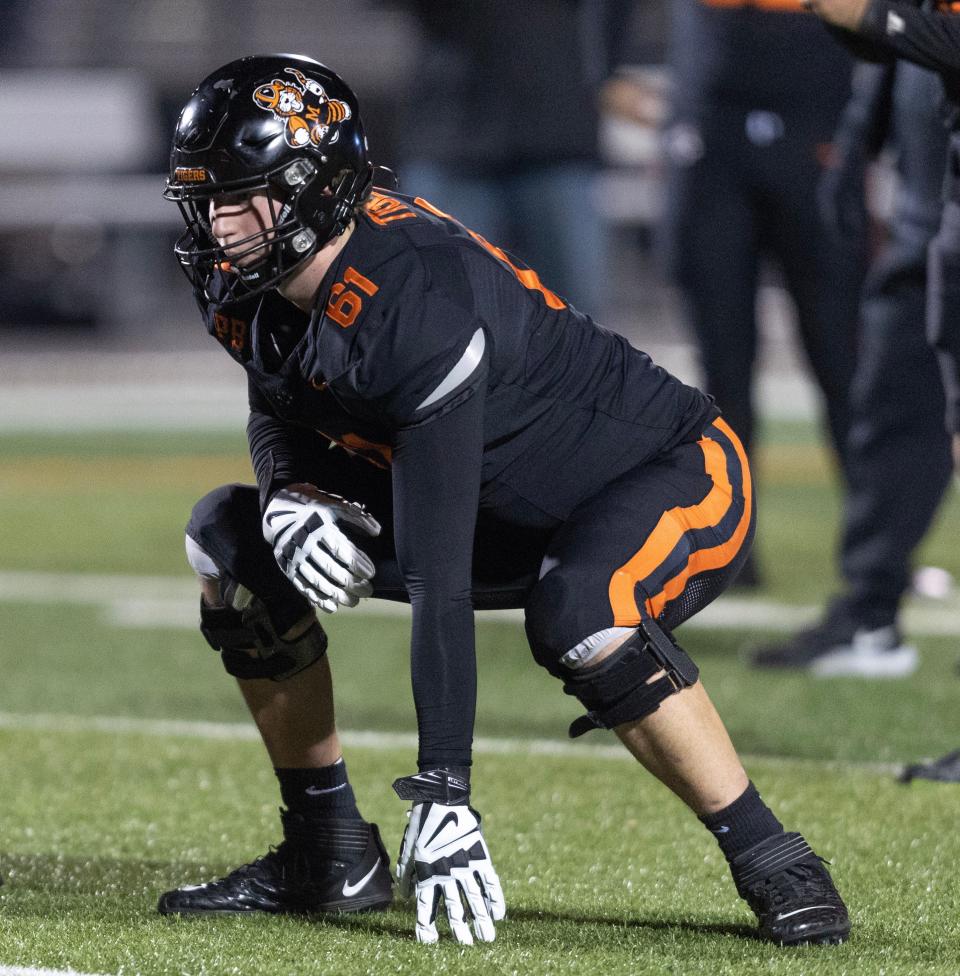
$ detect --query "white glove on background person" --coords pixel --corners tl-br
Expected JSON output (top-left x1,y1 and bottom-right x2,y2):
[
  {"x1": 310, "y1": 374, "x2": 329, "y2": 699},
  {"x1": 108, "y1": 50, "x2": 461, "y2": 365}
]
[
  {"x1": 262, "y1": 485, "x2": 380, "y2": 613},
  {"x1": 396, "y1": 801, "x2": 506, "y2": 944}
]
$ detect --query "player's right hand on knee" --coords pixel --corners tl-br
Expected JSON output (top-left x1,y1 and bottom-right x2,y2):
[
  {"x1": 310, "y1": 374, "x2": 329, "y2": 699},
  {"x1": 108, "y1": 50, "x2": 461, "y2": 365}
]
[{"x1": 262, "y1": 484, "x2": 380, "y2": 613}]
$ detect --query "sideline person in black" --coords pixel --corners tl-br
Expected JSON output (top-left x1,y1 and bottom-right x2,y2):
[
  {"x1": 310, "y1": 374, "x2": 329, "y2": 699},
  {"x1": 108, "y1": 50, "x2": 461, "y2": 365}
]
[
  {"x1": 751, "y1": 60, "x2": 951, "y2": 675},
  {"x1": 156, "y1": 54, "x2": 850, "y2": 946},
  {"x1": 394, "y1": 0, "x2": 631, "y2": 315},
  {"x1": 805, "y1": 0, "x2": 960, "y2": 460},
  {"x1": 662, "y1": 0, "x2": 861, "y2": 585},
  {"x1": 805, "y1": 0, "x2": 960, "y2": 775}
]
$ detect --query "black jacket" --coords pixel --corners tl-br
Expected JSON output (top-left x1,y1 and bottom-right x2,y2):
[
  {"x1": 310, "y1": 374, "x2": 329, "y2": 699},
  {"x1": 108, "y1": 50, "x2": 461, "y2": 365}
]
[{"x1": 830, "y1": 0, "x2": 960, "y2": 429}]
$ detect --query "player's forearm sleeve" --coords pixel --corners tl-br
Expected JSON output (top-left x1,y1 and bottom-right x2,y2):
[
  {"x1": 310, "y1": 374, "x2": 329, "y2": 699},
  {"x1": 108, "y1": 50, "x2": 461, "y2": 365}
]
[
  {"x1": 834, "y1": 61, "x2": 896, "y2": 157},
  {"x1": 860, "y1": 0, "x2": 960, "y2": 75},
  {"x1": 246, "y1": 378, "x2": 316, "y2": 509},
  {"x1": 391, "y1": 390, "x2": 485, "y2": 770},
  {"x1": 928, "y1": 202, "x2": 960, "y2": 432}
]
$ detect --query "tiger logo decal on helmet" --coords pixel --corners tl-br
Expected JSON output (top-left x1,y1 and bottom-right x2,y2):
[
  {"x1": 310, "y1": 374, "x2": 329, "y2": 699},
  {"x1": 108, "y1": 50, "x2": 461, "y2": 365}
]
[{"x1": 253, "y1": 66, "x2": 352, "y2": 149}]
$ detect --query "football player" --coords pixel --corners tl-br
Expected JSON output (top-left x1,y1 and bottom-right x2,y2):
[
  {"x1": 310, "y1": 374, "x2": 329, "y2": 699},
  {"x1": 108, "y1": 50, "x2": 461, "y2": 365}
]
[{"x1": 159, "y1": 54, "x2": 850, "y2": 946}]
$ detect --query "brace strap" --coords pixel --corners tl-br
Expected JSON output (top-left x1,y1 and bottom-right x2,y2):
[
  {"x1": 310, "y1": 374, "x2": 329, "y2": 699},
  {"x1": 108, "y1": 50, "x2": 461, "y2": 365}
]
[
  {"x1": 731, "y1": 832, "x2": 817, "y2": 894},
  {"x1": 564, "y1": 617, "x2": 699, "y2": 738},
  {"x1": 199, "y1": 597, "x2": 327, "y2": 681}
]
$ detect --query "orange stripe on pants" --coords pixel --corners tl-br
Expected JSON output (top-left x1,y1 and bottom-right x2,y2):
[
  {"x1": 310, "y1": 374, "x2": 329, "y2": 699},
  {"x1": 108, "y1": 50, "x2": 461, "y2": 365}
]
[{"x1": 608, "y1": 417, "x2": 753, "y2": 624}]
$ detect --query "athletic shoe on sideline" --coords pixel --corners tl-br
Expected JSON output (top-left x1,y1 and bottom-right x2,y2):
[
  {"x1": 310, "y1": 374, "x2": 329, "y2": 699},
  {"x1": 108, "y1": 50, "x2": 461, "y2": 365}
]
[
  {"x1": 899, "y1": 750, "x2": 960, "y2": 784},
  {"x1": 748, "y1": 609, "x2": 917, "y2": 678}
]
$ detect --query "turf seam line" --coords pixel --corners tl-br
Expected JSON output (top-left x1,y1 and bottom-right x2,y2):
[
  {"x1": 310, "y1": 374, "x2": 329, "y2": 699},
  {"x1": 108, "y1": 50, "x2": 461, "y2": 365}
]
[
  {"x1": 0, "y1": 967, "x2": 109, "y2": 976},
  {"x1": 0, "y1": 710, "x2": 902, "y2": 776},
  {"x1": 1, "y1": 570, "x2": 959, "y2": 636}
]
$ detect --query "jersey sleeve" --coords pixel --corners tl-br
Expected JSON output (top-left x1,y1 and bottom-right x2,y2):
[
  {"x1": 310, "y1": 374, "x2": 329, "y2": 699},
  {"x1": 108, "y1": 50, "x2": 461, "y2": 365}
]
[
  {"x1": 833, "y1": 61, "x2": 896, "y2": 158},
  {"x1": 390, "y1": 385, "x2": 485, "y2": 770},
  {"x1": 859, "y1": 0, "x2": 960, "y2": 76},
  {"x1": 246, "y1": 377, "x2": 321, "y2": 509},
  {"x1": 928, "y1": 205, "x2": 960, "y2": 432},
  {"x1": 353, "y1": 280, "x2": 490, "y2": 429}
]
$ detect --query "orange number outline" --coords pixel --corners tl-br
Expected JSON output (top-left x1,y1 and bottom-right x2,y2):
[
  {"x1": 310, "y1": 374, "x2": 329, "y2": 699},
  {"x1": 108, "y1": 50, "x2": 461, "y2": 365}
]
[
  {"x1": 414, "y1": 197, "x2": 565, "y2": 310},
  {"x1": 326, "y1": 265, "x2": 380, "y2": 329}
]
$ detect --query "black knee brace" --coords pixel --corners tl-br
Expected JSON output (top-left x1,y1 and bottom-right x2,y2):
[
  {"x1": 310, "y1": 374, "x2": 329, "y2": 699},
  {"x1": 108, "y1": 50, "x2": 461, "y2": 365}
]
[
  {"x1": 562, "y1": 617, "x2": 700, "y2": 737},
  {"x1": 199, "y1": 580, "x2": 328, "y2": 681}
]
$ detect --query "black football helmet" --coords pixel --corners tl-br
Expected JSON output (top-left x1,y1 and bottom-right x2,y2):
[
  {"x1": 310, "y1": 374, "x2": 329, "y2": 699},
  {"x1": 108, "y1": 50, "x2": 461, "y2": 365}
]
[{"x1": 164, "y1": 54, "x2": 374, "y2": 303}]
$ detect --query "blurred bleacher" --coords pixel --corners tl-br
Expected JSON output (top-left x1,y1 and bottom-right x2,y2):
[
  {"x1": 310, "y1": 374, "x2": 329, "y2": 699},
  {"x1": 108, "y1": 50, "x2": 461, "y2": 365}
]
[{"x1": 0, "y1": 0, "x2": 830, "y2": 426}]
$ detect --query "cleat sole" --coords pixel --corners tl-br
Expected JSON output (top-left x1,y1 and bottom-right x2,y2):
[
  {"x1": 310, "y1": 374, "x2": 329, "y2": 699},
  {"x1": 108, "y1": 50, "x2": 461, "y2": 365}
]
[{"x1": 157, "y1": 888, "x2": 394, "y2": 917}]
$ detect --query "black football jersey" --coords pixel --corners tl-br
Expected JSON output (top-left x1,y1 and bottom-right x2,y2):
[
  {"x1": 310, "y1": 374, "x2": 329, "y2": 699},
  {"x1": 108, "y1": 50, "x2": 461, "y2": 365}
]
[
  {"x1": 198, "y1": 190, "x2": 714, "y2": 771},
  {"x1": 202, "y1": 190, "x2": 713, "y2": 527}
]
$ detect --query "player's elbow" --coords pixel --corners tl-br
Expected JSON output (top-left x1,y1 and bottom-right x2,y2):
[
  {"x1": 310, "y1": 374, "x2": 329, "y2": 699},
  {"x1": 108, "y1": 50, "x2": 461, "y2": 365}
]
[{"x1": 404, "y1": 575, "x2": 474, "y2": 613}]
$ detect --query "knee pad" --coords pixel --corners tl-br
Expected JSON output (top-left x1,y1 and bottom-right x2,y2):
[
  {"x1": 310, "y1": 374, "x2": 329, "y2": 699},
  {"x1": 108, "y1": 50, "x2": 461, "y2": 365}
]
[
  {"x1": 187, "y1": 483, "x2": 311, "y2": 623},
  {"x1": 561, "y1": 616, "x2": 700, "y2": 738},
  {"x1": 187, "y1": 532, "x2": 326, "y2": 681},
  {"x1": 185, "y1": 533, "x2": 222, "y2": 580},
  {"x1": 199, "y1": 583, "x2": 328, "y2": 681}
]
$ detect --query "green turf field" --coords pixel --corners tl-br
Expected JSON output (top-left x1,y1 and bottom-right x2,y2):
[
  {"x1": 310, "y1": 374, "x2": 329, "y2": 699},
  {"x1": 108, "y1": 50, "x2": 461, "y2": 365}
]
[{"x1": 1, "y1": 425, "x2": 959, "y2": 975}]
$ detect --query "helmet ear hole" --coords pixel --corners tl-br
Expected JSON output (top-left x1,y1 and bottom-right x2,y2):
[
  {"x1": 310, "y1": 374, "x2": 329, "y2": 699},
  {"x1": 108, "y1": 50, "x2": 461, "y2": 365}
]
[
  {"x1": 281, "y1": 159, "x2": 317, "y2": 188},
  {"x1": 290, "y1": 228, "x2": 317, "y2": 254}
]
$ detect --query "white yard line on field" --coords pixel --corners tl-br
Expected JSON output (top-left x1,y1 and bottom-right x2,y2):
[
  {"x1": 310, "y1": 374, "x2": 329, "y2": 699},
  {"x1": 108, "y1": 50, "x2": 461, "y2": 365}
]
[
  {"x1": 2, "y1": 570, "x2": 960, "y2": 637},
  {"x1": 0, "y1": 710, "x2": 618, "y2": 760},
  {"x1": 0, "y1": 709, "x2": 901, "y2": 775},
  {"x1": 0, "y1": 968, "x2": 109, "y2": 976}
]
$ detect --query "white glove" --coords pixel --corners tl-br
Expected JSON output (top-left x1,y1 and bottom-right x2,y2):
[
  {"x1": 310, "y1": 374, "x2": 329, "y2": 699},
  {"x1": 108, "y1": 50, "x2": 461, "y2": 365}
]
[
  {"x1": 262, "y1": 485, "x2": 380, "y2": 613},
  {"x1": 397, "y1": 802, "x2": 506, "y2": 945}
]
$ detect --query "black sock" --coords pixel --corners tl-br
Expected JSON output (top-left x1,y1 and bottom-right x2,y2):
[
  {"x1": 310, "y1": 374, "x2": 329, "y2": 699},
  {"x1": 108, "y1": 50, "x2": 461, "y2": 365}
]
[
  {"x1": 275, "y1": 758, "x2": 362, "y2": 821},
  {"x1": 699, "y1": 781, "x2": 784, "y2": 862}
]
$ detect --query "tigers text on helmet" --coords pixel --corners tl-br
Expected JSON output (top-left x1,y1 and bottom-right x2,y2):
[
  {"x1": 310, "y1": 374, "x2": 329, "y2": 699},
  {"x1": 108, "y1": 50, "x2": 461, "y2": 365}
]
[{"x1": 164, "y1": 54, "x2": 374, "y2": 304}]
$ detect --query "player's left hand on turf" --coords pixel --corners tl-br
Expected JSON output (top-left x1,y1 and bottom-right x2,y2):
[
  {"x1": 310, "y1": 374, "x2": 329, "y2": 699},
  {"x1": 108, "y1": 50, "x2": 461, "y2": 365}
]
[
  {"x1": 262, "y1": 484, "x2": 380, "y2": 613},
  {"x1": 396, "y1": 801, "x2": 506, "y2": 944}
]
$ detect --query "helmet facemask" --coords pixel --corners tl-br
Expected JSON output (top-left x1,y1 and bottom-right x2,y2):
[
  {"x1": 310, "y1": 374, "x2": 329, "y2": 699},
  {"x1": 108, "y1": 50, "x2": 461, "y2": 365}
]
[{"x1": 167, "y1": 159, "x2": 327, "y2": 305}]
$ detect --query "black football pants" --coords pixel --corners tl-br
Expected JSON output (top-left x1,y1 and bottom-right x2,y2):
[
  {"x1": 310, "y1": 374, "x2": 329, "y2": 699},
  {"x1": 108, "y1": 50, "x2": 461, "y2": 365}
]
[
  {"x1": 186, "y1": 419, "x2": 754, "y2": 674},
  {"x1": 838, "y1": 63, "x2": 952, "y2": 629},
  {"x1": 663, "y1": 104, "x2": 860, "y2": 469}
]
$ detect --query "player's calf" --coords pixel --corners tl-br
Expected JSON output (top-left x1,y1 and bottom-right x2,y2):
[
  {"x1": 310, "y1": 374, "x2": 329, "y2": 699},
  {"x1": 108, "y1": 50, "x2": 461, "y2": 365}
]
[{"x1": 538, "y1": 621, "x2": 850, "y2": 946}]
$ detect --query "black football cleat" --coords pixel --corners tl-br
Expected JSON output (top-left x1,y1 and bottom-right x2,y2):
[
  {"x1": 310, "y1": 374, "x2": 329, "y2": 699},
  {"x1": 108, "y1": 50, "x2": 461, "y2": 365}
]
[
  {"x1": 899, "y1": 750, "x2": 960, "y2": 784},
  {"x1": 158, "y1": 812, "x2": 393, "y2": 916},
  {"x1": 731, "y1": 832, "x2": 850, "y2": 946}
]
